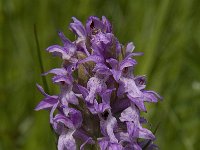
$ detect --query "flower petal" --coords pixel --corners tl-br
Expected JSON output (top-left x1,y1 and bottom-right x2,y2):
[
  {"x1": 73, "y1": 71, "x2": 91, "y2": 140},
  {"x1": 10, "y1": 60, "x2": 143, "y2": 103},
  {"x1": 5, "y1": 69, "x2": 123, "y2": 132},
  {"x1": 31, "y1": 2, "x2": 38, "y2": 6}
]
[
  {"x1": 98, "y1": 138, "x2": 109, "y2": 150},
  {"x1": 100, "y1": 111, "x2": 118, "y2": 143},
  {"x1": 43, "y1": 68, "x2": 67, "y2": 76},
  {"x1": 111, "y1": 69, "x2": 121, "y2": 81},
  {"x1": 46, "y1": 45, "x2": 69, "y2": 59},
  {"x1": 106, "y1": 58, "x2": 118, "y2": 69},
  {"x1": 58, "y1": 129, "x2": 76, "y2": 150},
  {"x1": 46, "y1": 37, "x2": 76, "y2": 61},
  {"x1": 143, "y1": 90, "x2": 162, "y2": 102},
  {"x1": 119, "y1": 58, "x2": 137, "y2": 71},
  {"x1": 79, "y1": 54, "x2": 104, "y2": 64},
  {"x1": 124, "y1": 142, "x2": 142, "y2": 150},
  {"x1": 52, "y1": 75, "x2": 73, "y2": 85},
  {"x1": 54, "y1": 108, "x2": 82, "y2": 129},
  {"x1": 94, "y1": 100, "x2": 110, "y2": 113},
  {"x1": 101, "y1": 88, "x2": 115, "y2": 104},
  {"x1": 36, "y1": 84, "x2": 49, "y2": 97},
  {"x1": 85, "y1": 75, "x2": 107, "y2": 103},
  {"x1": 102, "y1": 16, "x2": 112, "y2": 33},
  {"x1": 35, "y1": 96, "x2": 58, "y2": 111},
  {"x1": 127, "y1": 122, "x2": 155, "y2": 140},
  {"x1": 50, "y1": 101, "x2": 59, "y2": 124},
  {"x1": 35, "y1": 84, "x2": 58, "y2": 111},
  {"x1": 127, "y1": 94, "x2": 146, "y2": 112},
  {"x1": 112, "y1": 98, "x2": 130, "y2": 114},
  {"x1": 86, "y1": 16, "x2": 105, "y2": 34},
  {"x1": 126, "y1": 42, "x2": 135, "y2": 54},
  {"x1": 60, "y1": 85, "x2": 79, "y2": 105},
  {"x1": 119, "y1": 104, "x2": 140, "y2": 122},
  {"x1": 58, "y1": 31, "x2": 74, "y2": 48},
  {"x1": 70, "y1": 17, "x2": 86, "y2": 38},
  {"x1": 74, "y1": 129, "x2": 95, "y2": 145},
  {"x1": 53, "y1": 114, "x2": 69, "y2": 129},
  {"x1": 93, "y1": 63, "x2": 111, "y2": 75},
  {"x1": 134, "y1": 75, "x2": 146, "y2": 90},
  {"x1": 108, "y1": 143, "x2": 123, "y2": 150},
  {"x1": 118, "y1": 77, "x2": 142, "y2": 97},
  {"x1": 77, "y1": 84, "x2": 89, "y2": 99},
  {"x1": 68, "y1": 108, "x2": 83, "y2": 128}
]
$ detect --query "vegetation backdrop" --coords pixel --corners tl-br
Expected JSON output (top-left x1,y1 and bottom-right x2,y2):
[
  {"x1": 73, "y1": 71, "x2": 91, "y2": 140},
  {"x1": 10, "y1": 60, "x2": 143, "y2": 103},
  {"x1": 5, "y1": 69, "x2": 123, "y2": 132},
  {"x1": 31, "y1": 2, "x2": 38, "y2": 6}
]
[{"x1": 0, "y1": 0, "x2": 200, "y2": 149}]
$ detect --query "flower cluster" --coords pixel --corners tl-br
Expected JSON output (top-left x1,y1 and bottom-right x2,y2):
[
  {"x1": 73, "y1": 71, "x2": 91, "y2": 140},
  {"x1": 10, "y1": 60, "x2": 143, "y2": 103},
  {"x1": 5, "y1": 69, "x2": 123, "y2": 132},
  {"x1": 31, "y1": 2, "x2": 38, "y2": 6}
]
[{"x1": 35, "y1": 16, "x2": 162, "y2": 150}]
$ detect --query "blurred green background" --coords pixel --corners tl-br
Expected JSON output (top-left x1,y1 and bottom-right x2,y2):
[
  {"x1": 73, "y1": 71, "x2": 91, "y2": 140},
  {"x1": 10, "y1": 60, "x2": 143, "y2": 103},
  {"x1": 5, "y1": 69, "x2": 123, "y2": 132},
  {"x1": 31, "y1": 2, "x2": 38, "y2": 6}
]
[{"x1": 1, "y1": 0, "x2": 200, "y2": 149}]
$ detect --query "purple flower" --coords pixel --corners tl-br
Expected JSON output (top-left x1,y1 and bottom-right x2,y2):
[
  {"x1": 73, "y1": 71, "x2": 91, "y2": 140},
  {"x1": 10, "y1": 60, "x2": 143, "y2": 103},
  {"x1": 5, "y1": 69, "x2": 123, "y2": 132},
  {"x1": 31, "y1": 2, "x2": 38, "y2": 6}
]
[
  {"x1": 47, "y1": 32, "x2": 77, "y2": 62},
  {"x1": 57, "y1": 129, "x2": 76, "y2": 150},
  {"x1": 35, "y1": 84, "x2": 58, "y2": 111},
  {"x1": 44, "y1": 68, "x2": 73, "y2": 84},
  {"x1": 91, "y1": 32, "x2": 121, "y2": 59},
  {"x1": 60, "y1": 84, "x2": 79, "y2": 106},
  {"x1": 86, "y1": 16, "x2": 112, "y2": 35},
  {"x1": 117, "y1": 103, "x2": 155, "y2": 149},
  {"x1": 35, "y1": 16, "x2": 162, "y2": 150},
  {"x1": 53, "y1": 107, "x2": 82, "y2": 130},
  {"x1": 106, "y1": 56, "x2": 137, "y2": 81},
  {"x1": 69, "y1": 17, "x2": 90, "y2": 56},
  {"x1": 77, "y1": 84, "x2": 114, "y2": 114},
  {"x1": 70, "y1": 17, "x2": 86, "y2": 39},
  {"x1": 99, "y1": 110, "x2": 118, "y2": 143},
  {"x1": 98, "y1": 138, "x2": 123, "y2": 150},
  {"x1": 82, "y1": 73, "x2": 108, "y2": 104}
]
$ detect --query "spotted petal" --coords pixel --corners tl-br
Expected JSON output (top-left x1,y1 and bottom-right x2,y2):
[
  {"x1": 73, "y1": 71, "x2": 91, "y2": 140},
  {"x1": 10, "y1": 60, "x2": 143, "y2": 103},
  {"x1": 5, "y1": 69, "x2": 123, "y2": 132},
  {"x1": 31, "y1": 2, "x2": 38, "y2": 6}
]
[
  {"x1": 127, "y1": 94, "x2": 147, "y2": 112},
  {"x1": 117, "y1": 77, "x2": 142, "y2": 97},
  {"x1": 93, "y1": 63, "x2": 111, "y2": 75},
  {"x1": 127, "y1": 122, "x2": 155, "y2": 140},
  {"x1": 58, "y1": 129, "x2": 76, "y2": 150},
  {"x1": 85, "y1": 75, "x2": 107, "y2": 103},
  {"x1": 100, "y1": 111, "x2": 118, "y2": 143}
]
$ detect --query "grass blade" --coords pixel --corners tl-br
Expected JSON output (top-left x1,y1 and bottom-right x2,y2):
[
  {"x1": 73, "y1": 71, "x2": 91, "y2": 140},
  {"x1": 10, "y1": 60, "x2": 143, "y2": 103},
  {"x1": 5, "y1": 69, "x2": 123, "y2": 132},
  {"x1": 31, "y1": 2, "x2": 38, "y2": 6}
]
[{"x1": 34, "y1": 24, "x2": 49, "y2": 93}]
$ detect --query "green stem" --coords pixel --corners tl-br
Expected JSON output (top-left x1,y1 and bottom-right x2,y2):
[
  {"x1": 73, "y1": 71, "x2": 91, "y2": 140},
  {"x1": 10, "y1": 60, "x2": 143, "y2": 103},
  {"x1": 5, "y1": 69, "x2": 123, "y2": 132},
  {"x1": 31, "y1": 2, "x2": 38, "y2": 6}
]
[{"x1": 34, "y1": 24, "x2": 49, "y2": 93}]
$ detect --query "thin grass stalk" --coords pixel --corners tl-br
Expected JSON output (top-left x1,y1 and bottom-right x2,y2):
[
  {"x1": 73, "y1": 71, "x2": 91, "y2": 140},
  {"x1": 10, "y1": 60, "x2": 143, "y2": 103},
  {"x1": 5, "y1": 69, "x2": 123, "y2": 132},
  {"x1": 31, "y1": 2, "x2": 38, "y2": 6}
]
[{"x1": 34, "y1": 24, "x2": 49, "y2": 93}]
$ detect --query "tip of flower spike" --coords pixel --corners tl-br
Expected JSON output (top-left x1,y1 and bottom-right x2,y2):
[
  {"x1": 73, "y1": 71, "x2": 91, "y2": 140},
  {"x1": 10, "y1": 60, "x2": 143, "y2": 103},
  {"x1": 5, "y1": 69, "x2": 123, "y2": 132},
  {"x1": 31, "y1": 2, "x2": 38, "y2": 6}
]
[{"x1": 36, "y1": 16, "x2": 163, "y2": 149}]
